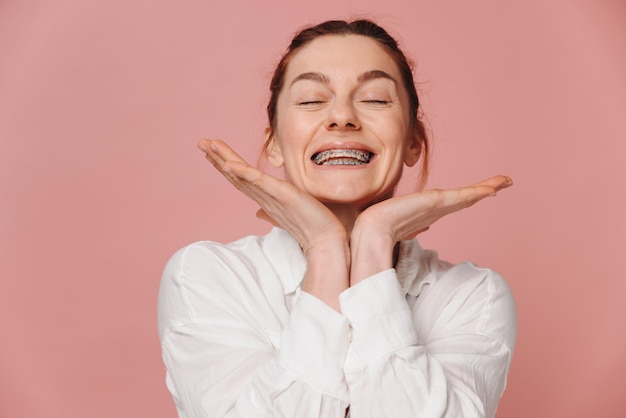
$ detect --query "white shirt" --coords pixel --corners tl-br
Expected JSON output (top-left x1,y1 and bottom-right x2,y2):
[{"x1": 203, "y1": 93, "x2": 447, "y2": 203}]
[{"x1": 158, "y1": 228, "x2": 516, "y2": 418}]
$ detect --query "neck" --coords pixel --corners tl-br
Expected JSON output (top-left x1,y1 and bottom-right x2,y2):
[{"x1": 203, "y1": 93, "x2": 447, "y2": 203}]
[
  {"x1": 323, "y1": 190, "x2": 395, "y2": 236},
  {"x1": 324, "y1": 203, "x2": 362, "y2": 236}
]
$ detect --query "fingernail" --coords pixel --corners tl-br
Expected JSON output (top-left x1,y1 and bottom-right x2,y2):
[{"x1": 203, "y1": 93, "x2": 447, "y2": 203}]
[{"x1": 198, "y1": 141, "x2": 208, "y2": 152}]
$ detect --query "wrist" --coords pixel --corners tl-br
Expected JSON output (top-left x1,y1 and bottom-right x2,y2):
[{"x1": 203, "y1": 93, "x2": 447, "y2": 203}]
[
  {"x1": 302, "y1": 239, "x2": 350, "y2": 311},
  {"x1": 349, "y1": 224, "x2": 395, "y2": 285}
]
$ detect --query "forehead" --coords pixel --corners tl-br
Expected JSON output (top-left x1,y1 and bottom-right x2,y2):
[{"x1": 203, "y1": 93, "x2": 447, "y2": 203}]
[{"x1": 284, "y1": 34, "x2": 401, "y2": 81}]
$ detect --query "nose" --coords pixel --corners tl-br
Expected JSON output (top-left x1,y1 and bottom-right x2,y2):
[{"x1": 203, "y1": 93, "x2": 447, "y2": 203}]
[{"x1": 326, "y1": 98, "x2": 360, "y2": 131}]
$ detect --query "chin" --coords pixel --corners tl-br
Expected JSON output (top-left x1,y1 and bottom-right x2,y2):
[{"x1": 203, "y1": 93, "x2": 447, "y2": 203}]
[{"x1": 315, "y1": 188, "x2": 395, "y2": 209}]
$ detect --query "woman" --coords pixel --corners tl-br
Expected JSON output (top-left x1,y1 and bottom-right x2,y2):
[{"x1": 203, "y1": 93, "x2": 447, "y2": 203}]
[{"x1": 158, "y1": 19, "x2": 516, "y2": 418}]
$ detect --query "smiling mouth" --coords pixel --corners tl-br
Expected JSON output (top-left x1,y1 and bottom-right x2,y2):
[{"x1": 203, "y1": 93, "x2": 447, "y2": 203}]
[{"x1": 311, "y1": 149, "x2": 373, "y2": 166}]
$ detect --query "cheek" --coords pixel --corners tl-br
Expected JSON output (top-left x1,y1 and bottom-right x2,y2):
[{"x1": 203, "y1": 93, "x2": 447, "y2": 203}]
[
  {"x1": 275, "y1": 113, "x2": 320, "y2": 153},
  {"x1": 372, "y1": 113, "x2": 410, "y2": 147}
]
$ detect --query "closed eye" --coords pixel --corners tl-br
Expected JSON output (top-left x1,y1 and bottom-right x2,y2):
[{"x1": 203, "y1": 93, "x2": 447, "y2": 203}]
[{"x1": 363, "y1": 100, "x2": 390, "y2": 105}]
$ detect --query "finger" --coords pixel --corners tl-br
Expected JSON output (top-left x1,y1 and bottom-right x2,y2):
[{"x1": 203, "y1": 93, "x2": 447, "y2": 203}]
[
  {"x1": 218, "y1": 162, "x2": 265, "y2": 198},
  {"x1": 256, "y1": 208, "x2": 280, "y2": 227},
  {"x1": 416, "y1": 226, "x2": 430, "y2": 235},
  {"x1": 208, "y1": 139, "x2": 248, "y2": 164},
  {"x1": 406, "y1": 175, "x2": 511, "y2": 212},
  {"x1": 218, "y1": 161, "x2": 294, "y2": 216},
  {"x1": 197, "y1": 140, "x2": 289, "y2": 206},
  {"x1": 222, "y1": 160, "x2": 264, "y2": 184},
  {"x1": 443, "y1": 175, "x2": 512, "y2": 208},
  {"x1": 197, "y1": 140, "x2": 263, "y2": 190},
  {"x1": 471, "y1": 175, "x2": 514, "y2": 192},
  {"x1": 219, "y1": 162, "x2": 283, "y2": 206},
  {"x1": 406, "y1": 226, "x2": 430, "y2": 239},
  {"x1": 198, "y1": 139, "x2": 250, "y2": 169},
  {"x1": 198, "y1": 140, "x2": 225, "y2": 169}
]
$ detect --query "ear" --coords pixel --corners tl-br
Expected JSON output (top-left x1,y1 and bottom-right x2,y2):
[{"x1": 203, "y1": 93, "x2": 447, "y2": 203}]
[
  {"x1": 403, "y1": 130, "x2": 422, "y2": 167},
  {"x1": 264, "y1": 127, "x2": 284, "y2": 168}
]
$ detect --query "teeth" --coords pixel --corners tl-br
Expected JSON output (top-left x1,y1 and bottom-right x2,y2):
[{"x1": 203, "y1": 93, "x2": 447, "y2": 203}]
[{"x1": 312, "y1": 149, "x2": 372, "y2": 165}]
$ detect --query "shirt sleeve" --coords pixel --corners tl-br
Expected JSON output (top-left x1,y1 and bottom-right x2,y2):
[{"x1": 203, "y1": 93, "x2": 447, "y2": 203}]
[
  {"x1": 339, "y1": 266, "x2": 516, "y2": 418},
  {"x1": 158, "y1": 243, "x2": 351, "y2": 418}
]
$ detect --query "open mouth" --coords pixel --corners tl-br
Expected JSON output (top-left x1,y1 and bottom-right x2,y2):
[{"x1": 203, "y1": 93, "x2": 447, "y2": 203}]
[{"x1": 311, "y1": 149, "x2": 373, "y2": 166}]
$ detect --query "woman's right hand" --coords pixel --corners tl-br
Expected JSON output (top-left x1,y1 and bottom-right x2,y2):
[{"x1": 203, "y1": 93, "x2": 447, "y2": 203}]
[
  {"x1": 199, "y1": 139, "x2": 350, "y2": 309},
  {"x1": 199, "y1": 139, "x2": 347, "y2": 252}
]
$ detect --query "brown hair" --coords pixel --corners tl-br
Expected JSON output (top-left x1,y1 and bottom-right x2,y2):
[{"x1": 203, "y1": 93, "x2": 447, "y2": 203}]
[{"x1": 265, "y1": 19, "x2": 430, "y2": 189}]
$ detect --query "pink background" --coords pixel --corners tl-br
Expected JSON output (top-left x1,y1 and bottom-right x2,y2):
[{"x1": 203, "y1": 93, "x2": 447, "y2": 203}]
[{"x1": 1, "y1": 0, "x2": 625, "y2": 417}]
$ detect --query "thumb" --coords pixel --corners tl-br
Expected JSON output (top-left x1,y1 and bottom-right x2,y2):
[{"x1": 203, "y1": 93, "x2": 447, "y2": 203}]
[
  {"x1": 256, "y1": 209, "x2": 279, "y2": 227},
  {"x1": 402, "y1": 226, "x2": 430, "y2": 241}
]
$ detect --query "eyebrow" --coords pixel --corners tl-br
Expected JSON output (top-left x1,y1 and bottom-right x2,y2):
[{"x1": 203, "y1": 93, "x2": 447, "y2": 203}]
[
  {"x1": 357, "y1": 70, "x2": 398, "y2": 85},
  {"x1": 289, "y1": 72, "x2": 330, "y2": 87},
  {"x1": 289, "y1": 70, "x2": 398, "y2": 87}
]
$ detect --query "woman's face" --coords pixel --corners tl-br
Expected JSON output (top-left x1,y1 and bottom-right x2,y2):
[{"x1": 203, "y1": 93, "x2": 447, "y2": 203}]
[{"x1": 267, "y1": 34, "x2": 420, "y2": 209}]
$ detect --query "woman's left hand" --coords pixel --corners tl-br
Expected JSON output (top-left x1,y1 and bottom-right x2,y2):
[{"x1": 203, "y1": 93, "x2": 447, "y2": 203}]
[
  {"x1": 349, "y1": 175, "x2": 513, "y2": 284},
  {"x1": 198, "y1": 139, "x2": 353, "y2": 309}
]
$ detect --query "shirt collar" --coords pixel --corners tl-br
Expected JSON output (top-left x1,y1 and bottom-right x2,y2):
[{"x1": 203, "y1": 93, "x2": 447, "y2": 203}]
[
  {"x1": 395, "y1": 239, "x2": 434, "y2": 297},
  {"x1": 263, "y1": 227, "x2": 433, "y2": 297}
]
